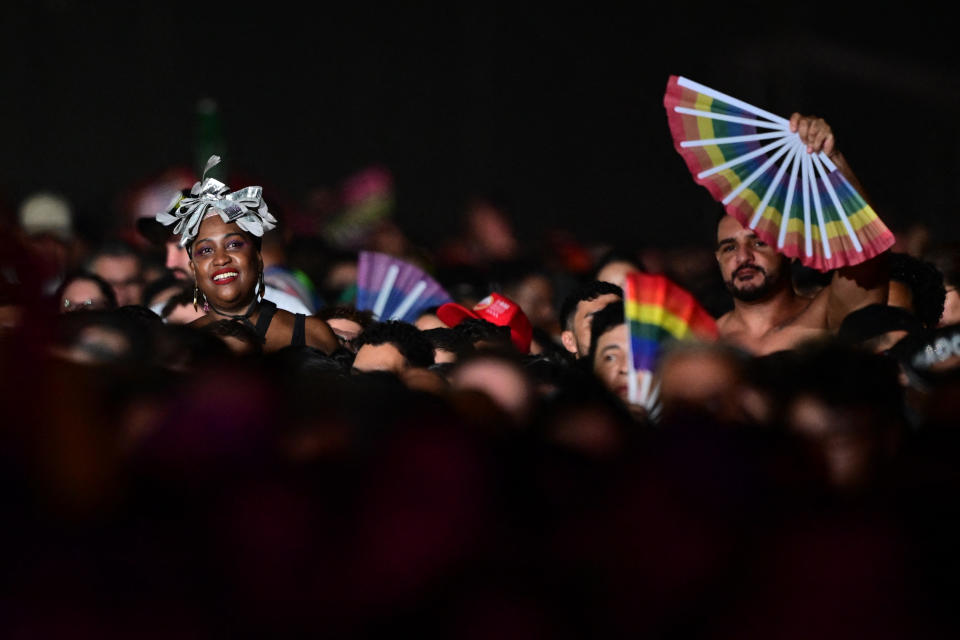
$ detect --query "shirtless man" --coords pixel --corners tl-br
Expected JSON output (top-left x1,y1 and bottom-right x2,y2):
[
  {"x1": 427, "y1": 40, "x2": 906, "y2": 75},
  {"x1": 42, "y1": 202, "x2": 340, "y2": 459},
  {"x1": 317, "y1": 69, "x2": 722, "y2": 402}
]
[{"x1": 715, "y1": 114, "x2": 888, "y2": 356}]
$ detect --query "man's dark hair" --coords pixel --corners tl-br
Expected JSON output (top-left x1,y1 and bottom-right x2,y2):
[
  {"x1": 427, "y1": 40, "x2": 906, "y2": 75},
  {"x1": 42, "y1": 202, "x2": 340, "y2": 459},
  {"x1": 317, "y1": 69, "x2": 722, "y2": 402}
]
[
  {"x1": 421, "y1": 327, "x2": 473, "y2": 358},
  {"x1": 316, "y1": 305, "x2": 375, "y2": 328},
  {"x1": 54, "y1": 270, "x2": 118, "y2": 310},
  {"x1": 143, "y1": 273, "x2": 185, "y2": 306},
  {"x1": 587, "y1": 300, "x2": 625, "y2": 364},
  {"x1": 355, "y1": 321, "x2": 434, "y2": 368},
  {"x1": 114, "y1": 304, "x2": 163, "y2": 325},
  {"x1": 839, "y1": 303, "x2": 923, "y2": 347},
  {"x1": 161, "y1": 289, "x2": 198, "y2": 319},
  {"x1": 453, "y1": 317, "x2": 513, "y2": 351},
  {"x1": 789, "y1": 340, "x2": 905, "y2": 421},
  {"x1": 86, "y1": 240, "x2": 142, "y2": 267},
  {"x1": 591, "y1": 248, "x2": 645, "y2": 280},
  {"x1": 558, "y1": 280, "x2": 623, "y2": 331},
  {"x1": 200, "y1": 319, "x2": 264, "y2": 354},
  {"x1": 890, "y1": 252, "x2": 946, "y2": 329}
]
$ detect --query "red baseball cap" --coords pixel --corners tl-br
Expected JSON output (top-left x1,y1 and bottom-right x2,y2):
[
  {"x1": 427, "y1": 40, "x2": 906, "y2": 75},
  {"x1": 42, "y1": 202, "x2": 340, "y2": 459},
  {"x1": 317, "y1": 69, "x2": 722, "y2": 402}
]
[{"x1": 437, "y1": 292, "x2": 533, "y2": 354}]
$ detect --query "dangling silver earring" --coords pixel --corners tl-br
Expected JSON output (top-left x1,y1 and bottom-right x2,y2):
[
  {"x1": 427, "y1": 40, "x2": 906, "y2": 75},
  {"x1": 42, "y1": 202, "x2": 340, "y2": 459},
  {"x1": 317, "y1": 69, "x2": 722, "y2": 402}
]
[{"x1": 258, "y1": 271, "x2": 266, "y2": 300}]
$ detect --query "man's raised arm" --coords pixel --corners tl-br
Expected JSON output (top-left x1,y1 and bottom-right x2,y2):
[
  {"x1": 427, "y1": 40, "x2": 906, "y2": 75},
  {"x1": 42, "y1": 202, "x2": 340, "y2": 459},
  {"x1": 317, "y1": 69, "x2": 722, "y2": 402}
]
[{"x1": 789, "y1": 112, "x2": 890, "y2": 330}]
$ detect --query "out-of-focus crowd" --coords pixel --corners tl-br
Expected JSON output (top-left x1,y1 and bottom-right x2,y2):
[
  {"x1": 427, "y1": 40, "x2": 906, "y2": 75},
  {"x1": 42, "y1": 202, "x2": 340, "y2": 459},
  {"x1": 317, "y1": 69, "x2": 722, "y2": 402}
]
[{"x1": 1, "y1": 162, "x2": 960, "y2": 638}]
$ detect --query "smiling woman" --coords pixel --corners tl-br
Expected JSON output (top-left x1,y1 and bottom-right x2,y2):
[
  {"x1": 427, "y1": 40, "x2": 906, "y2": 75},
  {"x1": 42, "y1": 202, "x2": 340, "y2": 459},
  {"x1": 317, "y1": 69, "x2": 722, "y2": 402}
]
[{"x1": 156, "y1": 157, "x2": 337, "y2": 354}]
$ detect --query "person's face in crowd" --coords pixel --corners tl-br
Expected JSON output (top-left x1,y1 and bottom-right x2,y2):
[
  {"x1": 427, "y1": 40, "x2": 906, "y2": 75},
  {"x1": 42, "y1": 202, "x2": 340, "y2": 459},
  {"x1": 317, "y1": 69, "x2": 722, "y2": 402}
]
[
  {"x1": 189, "y1": 215, "x2": 262, "y2": 314},
  {"x1": 592, "y1": 323, "x2": 629, "y2": 402},
  {"x1": 166, "y1": 239, "x2": 192, "y2": 281},
  {"x1": 508, "y1": 274, "x2": 555, "y2": 331},
  {"x1": 91, "y1": 254, "x2": 142, "y2": 306},
  {"x1": 716, "y1": 215, "x2": 786, "y2": 302},
  {"x1": 940, "y1": 284, "x2": 960, "y2": 327},
  {"x1": 563, "y1": 293, "x2": 621, "y2": 358},
  {"x1": 60, "y1": 278, "x2": 111, "y2": 313},
  {"x1": 326, "y1": 317, "x2": 364, "y2": 352},
  {"x1": 596, "y1": 260, "x2": 641, "y2": 291},
  {"x1": 352, "y1": 342, "x2": 408, "y2": 374}
]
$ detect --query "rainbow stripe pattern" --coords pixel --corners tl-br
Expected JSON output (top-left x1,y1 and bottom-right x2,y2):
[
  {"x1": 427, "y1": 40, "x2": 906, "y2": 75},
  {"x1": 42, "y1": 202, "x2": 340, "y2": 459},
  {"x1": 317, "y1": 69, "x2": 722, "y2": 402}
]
[
  {"x1": 625, "y1": 272, "x2": 718, "y2": 375},
  {"x1": 664, "y1": 75, "x2": 894, "y2": 272}
]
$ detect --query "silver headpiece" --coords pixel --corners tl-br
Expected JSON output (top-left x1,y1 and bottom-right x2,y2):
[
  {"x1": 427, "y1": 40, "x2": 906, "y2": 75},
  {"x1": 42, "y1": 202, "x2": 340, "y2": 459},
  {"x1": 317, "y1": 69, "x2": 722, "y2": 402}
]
[{"x1": 155, "y1": 155, "x2": 277, "y2": 248}]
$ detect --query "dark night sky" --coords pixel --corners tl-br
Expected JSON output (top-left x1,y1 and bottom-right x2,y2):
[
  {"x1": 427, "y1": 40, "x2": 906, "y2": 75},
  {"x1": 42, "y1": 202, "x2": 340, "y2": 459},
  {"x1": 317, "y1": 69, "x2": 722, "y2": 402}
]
[{"x1": 2, "y1": 2, "x2": 957, "y2": 251}]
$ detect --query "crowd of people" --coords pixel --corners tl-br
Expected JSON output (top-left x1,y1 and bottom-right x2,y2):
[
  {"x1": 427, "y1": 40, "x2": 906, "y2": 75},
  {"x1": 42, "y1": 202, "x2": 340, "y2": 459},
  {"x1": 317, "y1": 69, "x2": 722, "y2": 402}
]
[{"x1": 2, "y1": 114, "x2": 960, "y2": 637}]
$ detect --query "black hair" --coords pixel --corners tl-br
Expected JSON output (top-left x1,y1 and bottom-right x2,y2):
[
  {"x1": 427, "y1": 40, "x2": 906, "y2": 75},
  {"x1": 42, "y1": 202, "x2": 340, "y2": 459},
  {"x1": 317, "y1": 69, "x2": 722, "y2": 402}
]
[
  {"x1": 889, "y1": 252, "x2": 946, "y2": 329},
  {"x1": 54, "y1": 270, "x2": 118, "y2": 311},
  {"x1": 421, "y1": 327, "x2": 473, "y2": 358},
  {"x1": 558, "y1": 280, "x2": 623, "y2": 332},
  {"x1": 453, "y1": 317, "x2": 513, "y2": 351},
  {"x1": 200, "y1": 319, "x2": 264, "y2": 354},
  {"x1": 591, "y1": 248, "x2": 645, "y2": 280},
  {"x1": 355, "y1": 320, "x2": 435, "y2": 368},
  {"x1": 114, "y1": 304, "x2": 163, "y2": 326},
  {"x1": 316, "y1": 305, "x2": 375, "y2": 328},
  {"x1": 52, "y1": 309, "x2": 150, "y2": 365},
  {"x1": 586, "y1": 300, "x2": 625, "y2": 365},
  {"x1": 152, "y1": 322, "x2": 232, "y2": 371},
  {"x1": 838, "y1": 303, "x2": 923, "y2": 346},
  {"x1": 161, "y1": 289, "x2": 198, "y2": 319},
  {"x1": 530, "y1": 326, "x2": 573, "y2": 362},
  {"x1": 87, "y1": 239, "x2": 141, "y2": 266},
  {"x1": 788, "y1": 340, "x2": 905, "y2": 419},
  {"x1": 142, "y1": 273, "x2": 186, "y2": 307}
]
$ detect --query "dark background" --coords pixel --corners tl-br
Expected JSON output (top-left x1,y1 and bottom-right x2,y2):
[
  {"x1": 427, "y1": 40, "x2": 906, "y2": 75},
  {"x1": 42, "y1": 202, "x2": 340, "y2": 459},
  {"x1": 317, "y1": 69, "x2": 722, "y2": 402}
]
[{"x1": 2, "y1": 2, "x2": 957, "y2": 251}]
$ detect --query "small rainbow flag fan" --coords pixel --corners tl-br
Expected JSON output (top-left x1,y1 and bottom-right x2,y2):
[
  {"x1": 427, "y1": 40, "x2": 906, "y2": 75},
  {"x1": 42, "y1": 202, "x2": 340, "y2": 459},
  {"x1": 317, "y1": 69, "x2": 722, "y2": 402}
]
[
  {"x1": 625, "y1": 272, "x2": 718, "y2": 406},
  {"x1": 664, "y1": 75, "x2": 895, "y2": 272},
  {"x1": 356, "y1": 252, "x2": 452, "y2": 323}
]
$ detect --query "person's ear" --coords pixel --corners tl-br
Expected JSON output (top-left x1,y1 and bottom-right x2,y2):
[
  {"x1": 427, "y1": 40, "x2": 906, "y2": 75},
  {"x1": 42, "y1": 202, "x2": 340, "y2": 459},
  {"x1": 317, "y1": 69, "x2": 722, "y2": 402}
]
[{"x1": 560, "y1": 330, "x2": 578, "y2": 355}]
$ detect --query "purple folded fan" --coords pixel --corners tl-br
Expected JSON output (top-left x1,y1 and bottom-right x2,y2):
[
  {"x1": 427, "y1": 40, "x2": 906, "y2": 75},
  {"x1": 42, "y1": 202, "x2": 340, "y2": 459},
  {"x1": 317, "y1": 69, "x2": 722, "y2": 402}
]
[{"x1": 356, "y1": 251, "x2": 452, "y2": 322}]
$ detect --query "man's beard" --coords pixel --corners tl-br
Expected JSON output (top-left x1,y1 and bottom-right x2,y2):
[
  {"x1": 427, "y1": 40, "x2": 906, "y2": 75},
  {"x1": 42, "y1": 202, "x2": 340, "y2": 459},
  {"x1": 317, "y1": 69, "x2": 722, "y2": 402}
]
[{"x1": 724, "y1": 263, "x2": 780, "y2": 302}]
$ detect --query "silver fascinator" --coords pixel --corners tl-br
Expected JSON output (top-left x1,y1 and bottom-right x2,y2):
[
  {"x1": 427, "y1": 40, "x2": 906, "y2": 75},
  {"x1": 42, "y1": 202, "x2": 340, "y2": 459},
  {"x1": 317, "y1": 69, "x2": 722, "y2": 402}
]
[{"x1": 155, "y1": 155, "x2": 277, "y2": 248}]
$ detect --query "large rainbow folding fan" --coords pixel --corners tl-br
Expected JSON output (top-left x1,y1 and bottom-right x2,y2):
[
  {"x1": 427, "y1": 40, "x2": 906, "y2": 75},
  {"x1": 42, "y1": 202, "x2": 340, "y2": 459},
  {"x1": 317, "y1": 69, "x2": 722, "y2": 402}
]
[
  {"x1": 664, "y1": 76, "x2": 895, "y2": 272},
  {"x1": 625, "y1": 272, "x2": 718, "y2": 409},
  {"x1": 356, "y1": 251, "x2": 452, "y2": 323}
]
